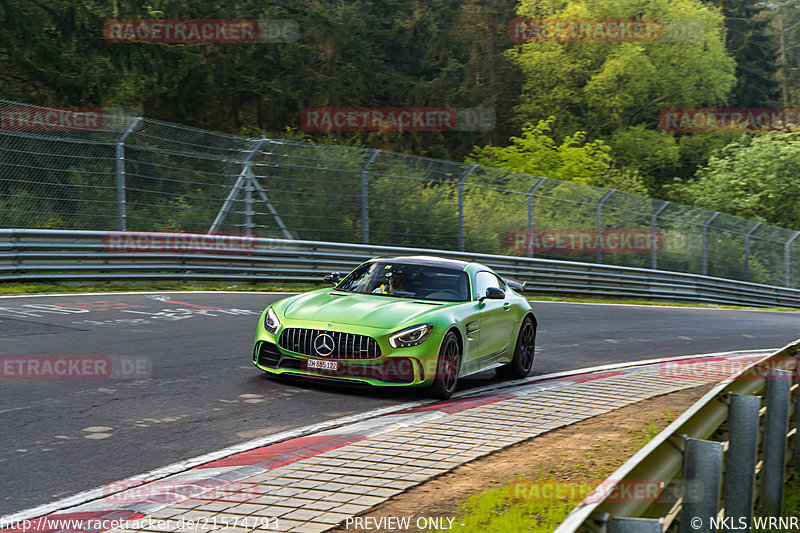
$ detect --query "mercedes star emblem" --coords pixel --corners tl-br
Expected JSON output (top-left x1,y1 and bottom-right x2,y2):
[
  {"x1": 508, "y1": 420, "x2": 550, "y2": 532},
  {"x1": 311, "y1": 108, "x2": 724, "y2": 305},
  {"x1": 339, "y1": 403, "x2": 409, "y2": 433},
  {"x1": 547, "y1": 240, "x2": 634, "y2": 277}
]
[{"x1": 314, "y1": 333, "x2": 335, "y2": 357}]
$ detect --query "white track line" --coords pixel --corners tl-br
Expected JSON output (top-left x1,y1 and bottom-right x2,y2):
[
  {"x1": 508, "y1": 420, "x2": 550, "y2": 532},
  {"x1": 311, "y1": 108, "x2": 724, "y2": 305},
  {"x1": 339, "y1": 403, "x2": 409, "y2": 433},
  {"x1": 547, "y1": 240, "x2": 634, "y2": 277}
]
[
  {"x1": 0, "y1": 348, "x2": 777, "y2": 525},
  {"x1": 1, "y1": 292, "x2": 796, "y2": 313},
  {"x1": 528, "y1": 300, "x2": 799, "y2": 312},
  {"x1": 0, "y1": 291, "x2": 294, "y2": 299}
]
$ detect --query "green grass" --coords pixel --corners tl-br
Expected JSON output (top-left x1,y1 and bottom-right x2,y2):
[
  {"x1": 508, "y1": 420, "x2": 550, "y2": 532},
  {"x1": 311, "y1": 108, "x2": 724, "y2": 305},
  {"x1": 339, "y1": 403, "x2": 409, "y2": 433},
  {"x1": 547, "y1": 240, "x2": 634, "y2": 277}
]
[
  {"x1": 782, "y1": 475, "x2": 800, "y2": 516},
  {"x1": 632, "y1": 409, "x2": 676, "y2": 446},
  {"x1": 748, "y1": 476, "x2": 800, "y2": 532},
  {"x1": 434, "y1": 478, "x2": 589, "y2": 533},
  {"x1": 439, "y1": 412, "x2": 680, "y2": 532},
  {"x1": 0, "y1": 281, "x2": 322, "y2": 295},
  {"x1": 529, "y1": 295, "x2": 799, "y2": 312},
  {"x1": 436, "y1": 464, "x2": 618, "y2": 532}
]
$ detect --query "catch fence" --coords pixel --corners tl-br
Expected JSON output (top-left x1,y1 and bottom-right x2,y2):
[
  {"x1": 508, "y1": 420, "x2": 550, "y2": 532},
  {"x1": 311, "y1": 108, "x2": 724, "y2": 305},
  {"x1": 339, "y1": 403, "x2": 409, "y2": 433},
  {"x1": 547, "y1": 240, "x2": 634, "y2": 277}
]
[{"x1": 1, "y1": 99, "x2": 799, "y2": 288}]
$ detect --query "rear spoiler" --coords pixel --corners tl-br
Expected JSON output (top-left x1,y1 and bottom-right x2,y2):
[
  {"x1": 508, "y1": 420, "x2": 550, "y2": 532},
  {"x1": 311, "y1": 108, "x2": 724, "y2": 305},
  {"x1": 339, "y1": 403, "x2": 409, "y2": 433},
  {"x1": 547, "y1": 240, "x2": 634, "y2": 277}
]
[{"x1": 504, "y1": 277, "x2": 528, "y2": 292}]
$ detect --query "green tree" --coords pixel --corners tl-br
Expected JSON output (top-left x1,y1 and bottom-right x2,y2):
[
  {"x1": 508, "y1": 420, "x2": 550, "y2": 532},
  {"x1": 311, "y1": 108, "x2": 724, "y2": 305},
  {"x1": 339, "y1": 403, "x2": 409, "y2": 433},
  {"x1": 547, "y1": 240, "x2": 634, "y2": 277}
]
[
  {"x1": 666, "y1": 131, "x2": 800, "y2": 229},
  {"x1": 607, "y1": 126, "x2": 679, "y2": 189},
  {"x1": 0, "y1": 0, "x2": 525, "y2": 162},
  {"x1": 767, "y1": 0, "x2": 800, "y2": 107},
  {"x1": 705, "y1": 0, "x2": 780, "y2": 107},
  {"x1": 511, "y1": 0, "x2": 736, "y2": 139},
  {"x1": 504, "y1": 0, "x2": 737, "y2": 190},
  {"x1": 467, "y1": 117, "x2": 647, "y2": 194}
]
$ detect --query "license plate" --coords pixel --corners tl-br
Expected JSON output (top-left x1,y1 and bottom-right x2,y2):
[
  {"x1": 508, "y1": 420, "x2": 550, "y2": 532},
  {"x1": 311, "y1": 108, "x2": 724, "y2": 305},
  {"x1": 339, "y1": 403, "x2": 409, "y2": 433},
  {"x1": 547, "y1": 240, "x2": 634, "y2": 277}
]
[{"x1": 307, "y1": 359, "x2": 338, "y2": 371}]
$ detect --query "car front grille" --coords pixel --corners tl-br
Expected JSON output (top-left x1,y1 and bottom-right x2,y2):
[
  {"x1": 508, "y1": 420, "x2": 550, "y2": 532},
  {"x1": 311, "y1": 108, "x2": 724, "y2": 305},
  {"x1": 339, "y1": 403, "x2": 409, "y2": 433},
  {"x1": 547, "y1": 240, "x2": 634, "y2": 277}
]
[
  {"x1": 255, "y1": 341, "x2": 282, "y2": 367},
  {"x1": 278, "y1": 328, "x2": 381, "y2": 359}
]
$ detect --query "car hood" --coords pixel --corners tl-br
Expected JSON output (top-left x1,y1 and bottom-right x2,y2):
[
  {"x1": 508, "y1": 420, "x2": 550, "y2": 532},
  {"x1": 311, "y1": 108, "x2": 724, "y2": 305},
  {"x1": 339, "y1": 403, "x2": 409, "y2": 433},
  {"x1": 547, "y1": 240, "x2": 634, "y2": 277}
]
[{"x1": 282, "y1": 290, "x2": 452, "y2": 329}]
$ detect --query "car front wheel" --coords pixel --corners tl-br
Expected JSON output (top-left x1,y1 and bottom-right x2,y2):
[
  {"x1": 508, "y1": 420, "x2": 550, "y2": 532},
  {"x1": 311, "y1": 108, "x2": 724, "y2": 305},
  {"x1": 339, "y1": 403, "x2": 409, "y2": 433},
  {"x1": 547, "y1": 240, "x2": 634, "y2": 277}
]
[{"x1": 430, "y1": 331, "x2": 461, "y2": 399}]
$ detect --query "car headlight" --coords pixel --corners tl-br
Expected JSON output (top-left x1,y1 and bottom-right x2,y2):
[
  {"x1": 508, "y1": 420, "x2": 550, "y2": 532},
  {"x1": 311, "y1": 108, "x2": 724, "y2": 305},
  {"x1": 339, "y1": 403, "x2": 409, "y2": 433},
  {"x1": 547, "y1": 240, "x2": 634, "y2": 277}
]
[
  {"x1": 264, "y1": 307, "x2": 281, "y2": 334},
  {"x1": 389, "y1": 324, "x2": 433, "y2": 348}
]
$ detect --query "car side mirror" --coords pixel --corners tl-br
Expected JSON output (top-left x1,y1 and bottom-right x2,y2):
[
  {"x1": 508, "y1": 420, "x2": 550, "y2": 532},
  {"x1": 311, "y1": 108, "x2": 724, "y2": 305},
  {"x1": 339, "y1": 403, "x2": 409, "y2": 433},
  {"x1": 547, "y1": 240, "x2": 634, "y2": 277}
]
[
  {"x1": 480, "y1": 287, "x2": 505, "y2": 302},
  {"x1": 323, "y1": 272, "x2": 340, "y2": 285}
]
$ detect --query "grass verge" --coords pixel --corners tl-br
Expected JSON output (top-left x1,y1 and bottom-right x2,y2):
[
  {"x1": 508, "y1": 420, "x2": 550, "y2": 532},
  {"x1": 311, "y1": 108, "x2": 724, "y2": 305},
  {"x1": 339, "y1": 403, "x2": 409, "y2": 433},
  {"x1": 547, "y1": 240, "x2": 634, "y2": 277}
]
[
  {"x1": 530, "y1": 295, "x2": 799, "y2": 312},
  {"x1": 432, "y1": 409, "x2": 679, "y2": 533},
  {"x1": 0, "y1": 281, "x2": 321, "y2": 295}
]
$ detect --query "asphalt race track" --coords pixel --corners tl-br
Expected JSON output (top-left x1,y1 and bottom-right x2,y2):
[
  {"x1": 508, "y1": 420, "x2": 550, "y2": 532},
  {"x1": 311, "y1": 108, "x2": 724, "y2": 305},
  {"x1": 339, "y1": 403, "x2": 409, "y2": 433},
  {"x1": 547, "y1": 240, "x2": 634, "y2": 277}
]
[{"x1": 1, "y1": 291, "x2": 798, "y2": 515}]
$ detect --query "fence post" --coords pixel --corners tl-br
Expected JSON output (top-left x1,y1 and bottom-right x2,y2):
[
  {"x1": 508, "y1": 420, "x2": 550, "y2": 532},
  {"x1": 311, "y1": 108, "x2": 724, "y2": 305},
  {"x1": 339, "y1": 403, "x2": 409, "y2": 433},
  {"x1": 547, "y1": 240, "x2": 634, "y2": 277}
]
[
  {"x1": 360, "y1": 150, "x2": 380, "y2": 245},
  {"x1": 651, "y1": 200, "x2": 669, "y2": 270},
  {"x1": 526, "y1": 178, "x2": 546, "y2": 257},
  {"x1": 115, "y1": 117, "x2": 142, "y2": 231},
  {"x1": 724, "y1": 394, "x2": 760, "y2": 528},
  {"x1": 796, "y1": 365, "x2": 800, "y2": 471},
  {"x1": 209, "y1": 137, "x2": 266, "y2": 235},
  {"x1": 679, "y1": 438, "x2": 723, "y2": 533},
  {"x1": 761, "y1": 368, "x2": 792, "y2": 516},
  {"x1": 744, "y1": 222, "x2": 762, "y2": 282},
  {"x1": 701, "y1": 212, "x2": 719, "y2": 276},
  {"x1": 251, "y1": 176, "x2": 292, "y2": 240},
  {"x1": 596, "y1": 190, "x2": 615, "y2": 263},
  {"x1": 244, "y1": 170, "x2": 254, "y2": 236},
  {"x1": 785, "y1": 231, "x2": 800, "y2": 287},
  {"x1": 457, "y1": 164, "x2": 478, "y2": 252}
]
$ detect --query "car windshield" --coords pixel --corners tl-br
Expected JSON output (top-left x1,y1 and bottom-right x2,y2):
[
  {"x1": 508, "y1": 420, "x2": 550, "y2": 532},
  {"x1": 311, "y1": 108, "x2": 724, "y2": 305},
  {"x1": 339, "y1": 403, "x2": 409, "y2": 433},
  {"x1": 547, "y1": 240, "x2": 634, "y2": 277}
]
[{"x1": 335, "y1": 261, "x2": 470, "y2": 302}]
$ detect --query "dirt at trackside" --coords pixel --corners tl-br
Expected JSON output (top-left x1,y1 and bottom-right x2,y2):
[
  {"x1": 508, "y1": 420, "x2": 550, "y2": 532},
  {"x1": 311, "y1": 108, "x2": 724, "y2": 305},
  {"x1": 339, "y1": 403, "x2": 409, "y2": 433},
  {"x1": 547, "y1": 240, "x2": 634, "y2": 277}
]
[{"x1": 332, "y1": 384, "x2": 716, "y2": 532}]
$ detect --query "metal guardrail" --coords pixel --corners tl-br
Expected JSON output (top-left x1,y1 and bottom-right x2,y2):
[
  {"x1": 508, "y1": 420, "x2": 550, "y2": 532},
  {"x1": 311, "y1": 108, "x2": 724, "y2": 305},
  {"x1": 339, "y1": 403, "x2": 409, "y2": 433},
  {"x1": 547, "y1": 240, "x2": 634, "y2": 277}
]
[
  {"x1": 555, "y1": 339, "x2": 800, "y2": 532},
  {"x1": 2, "y1": 229, "x2": 800, "y2": 309},
  {"x1": 3, "y1": 97, "x2": 800, "y2": 291}
]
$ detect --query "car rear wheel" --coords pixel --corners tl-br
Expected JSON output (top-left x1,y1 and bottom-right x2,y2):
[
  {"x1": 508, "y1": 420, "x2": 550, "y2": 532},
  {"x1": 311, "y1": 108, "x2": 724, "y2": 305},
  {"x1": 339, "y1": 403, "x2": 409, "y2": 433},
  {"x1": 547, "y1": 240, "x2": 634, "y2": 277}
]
[
  {"x1": 497, "y1": 316, "x2": 536, "y2": 379},
  {"x1": 430, "y1": 331, "x2": 461, "y2": 399}
]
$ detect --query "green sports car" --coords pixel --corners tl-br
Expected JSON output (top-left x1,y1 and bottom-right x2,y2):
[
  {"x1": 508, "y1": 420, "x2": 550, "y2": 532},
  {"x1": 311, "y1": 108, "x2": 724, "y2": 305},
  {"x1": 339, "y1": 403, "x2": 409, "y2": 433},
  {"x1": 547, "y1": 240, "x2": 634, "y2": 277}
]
[{"x1": 252, "y1": 256, "x2": 536, "y2": 398}]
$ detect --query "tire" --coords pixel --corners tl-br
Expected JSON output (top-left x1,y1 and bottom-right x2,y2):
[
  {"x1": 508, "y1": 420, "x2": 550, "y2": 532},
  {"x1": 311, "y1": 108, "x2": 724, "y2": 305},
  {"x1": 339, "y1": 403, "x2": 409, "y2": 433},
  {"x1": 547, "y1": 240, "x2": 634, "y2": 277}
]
[
  {"x1": 497, "y1": 316, "x2": 536, "y2": 379},
  {"x1": 430, "y1": 330, "x2": 461, "y2": 399}
]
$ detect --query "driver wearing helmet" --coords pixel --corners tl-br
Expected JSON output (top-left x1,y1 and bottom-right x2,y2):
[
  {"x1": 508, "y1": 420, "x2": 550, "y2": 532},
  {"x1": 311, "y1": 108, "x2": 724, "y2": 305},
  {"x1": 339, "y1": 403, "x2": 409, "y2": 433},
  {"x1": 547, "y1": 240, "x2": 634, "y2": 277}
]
[{"x1": 372, "y1": 270, "x2": 404, "y2": 295}]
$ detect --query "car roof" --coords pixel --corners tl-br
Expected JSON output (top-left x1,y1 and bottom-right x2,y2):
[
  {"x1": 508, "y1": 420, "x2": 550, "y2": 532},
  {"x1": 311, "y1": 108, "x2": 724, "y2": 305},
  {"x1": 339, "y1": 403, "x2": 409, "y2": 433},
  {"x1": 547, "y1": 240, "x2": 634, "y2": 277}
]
[{"x1": 371, "y1": 255, "x2": 470, "y2": 270}]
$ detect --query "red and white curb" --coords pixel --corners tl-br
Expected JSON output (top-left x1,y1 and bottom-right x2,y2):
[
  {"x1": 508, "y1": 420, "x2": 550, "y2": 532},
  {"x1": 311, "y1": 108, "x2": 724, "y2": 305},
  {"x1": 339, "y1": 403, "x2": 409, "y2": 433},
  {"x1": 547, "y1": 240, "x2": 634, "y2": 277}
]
[{"x1": 0, "y1": 348, "x2": 775, "y2": 532}]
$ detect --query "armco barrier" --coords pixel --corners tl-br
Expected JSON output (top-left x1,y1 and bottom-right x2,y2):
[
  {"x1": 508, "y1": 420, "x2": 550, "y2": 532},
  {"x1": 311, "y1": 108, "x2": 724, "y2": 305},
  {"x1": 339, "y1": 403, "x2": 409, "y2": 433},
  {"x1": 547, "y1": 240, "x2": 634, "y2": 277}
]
[
  {"x1": 555, "y1": 339, "x2": 800, "y2": 532},
  {"x1": 2, "y1": 229, "x2": 800, "y2": 309},
  {"x1": 4, "y1": 96, "x2": 800, "y2": 291}
]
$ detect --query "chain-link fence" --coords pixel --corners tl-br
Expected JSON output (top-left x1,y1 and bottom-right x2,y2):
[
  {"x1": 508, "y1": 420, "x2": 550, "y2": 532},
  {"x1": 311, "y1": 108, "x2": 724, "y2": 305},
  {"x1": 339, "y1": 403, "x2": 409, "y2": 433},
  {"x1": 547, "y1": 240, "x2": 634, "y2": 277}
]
[{"x1": 1, "y1": 98, "x2": 799, "y2": 288}]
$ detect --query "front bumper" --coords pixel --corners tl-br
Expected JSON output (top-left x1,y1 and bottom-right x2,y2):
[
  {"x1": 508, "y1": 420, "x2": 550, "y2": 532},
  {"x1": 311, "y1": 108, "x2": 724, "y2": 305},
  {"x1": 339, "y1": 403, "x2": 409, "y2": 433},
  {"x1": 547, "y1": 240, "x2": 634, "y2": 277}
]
[{"x1": 252, "y1": 319, "x2": 443, "y2": 387}]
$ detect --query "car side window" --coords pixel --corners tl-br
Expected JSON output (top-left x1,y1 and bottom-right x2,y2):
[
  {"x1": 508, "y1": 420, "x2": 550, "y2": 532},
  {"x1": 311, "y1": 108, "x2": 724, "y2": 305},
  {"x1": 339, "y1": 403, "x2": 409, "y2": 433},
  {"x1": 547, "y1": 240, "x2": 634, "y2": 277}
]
[
  {"x1": 474, "y1": 271, "x2": 503, "y2": 299},
  {"x1": 336, "y1": 262, "x2": 375, "y2": 293}
]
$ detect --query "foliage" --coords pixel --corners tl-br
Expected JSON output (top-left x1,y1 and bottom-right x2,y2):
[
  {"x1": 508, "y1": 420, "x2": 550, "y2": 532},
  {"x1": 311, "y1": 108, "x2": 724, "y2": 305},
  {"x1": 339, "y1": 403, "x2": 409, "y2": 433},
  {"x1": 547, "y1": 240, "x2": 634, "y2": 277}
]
[
  {"x1": 511, "y1": 0, "x2": 736, "y2": 139},
  {"x1": 766, "y1": 0, "x2": 800, "y2": 107},
  {"x1": 504, "y1": 0, "x2": 737, "y2": 189},
  {"x1": 369, "y1": 176, "x2": 459, "y2": 249},
  {"x1": 467, "y1": 118, "x2": 648, "y2": 194},
  {"x1": 607, "y1": 126, "x2": 679, "y2": 189},
  {"x1": 707, "y1": 0, "x2": 780, "y2": 107},
  {"x1": 666, "y1": 131, "x2": 800, "y2": 230},
  {"x1": 435, "y1": 478, "x2": 583, "y2": 533},
  {"x1": 0, "y1": 0, "x2": 522, "y2": 162},
  {"x1": 673, "y1": 131, "x2": 738, "y2": 181},
  {"x1": 1, "y1": 0, "x2": 799, "y2": 291}
]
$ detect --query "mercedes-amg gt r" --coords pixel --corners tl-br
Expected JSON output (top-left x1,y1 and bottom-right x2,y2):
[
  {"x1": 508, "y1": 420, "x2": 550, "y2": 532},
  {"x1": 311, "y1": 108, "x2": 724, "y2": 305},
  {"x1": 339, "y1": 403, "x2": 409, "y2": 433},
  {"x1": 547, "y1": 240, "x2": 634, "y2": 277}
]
[{"x1": 252, "y1": 256, "x2": 536, "y2": 398}]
